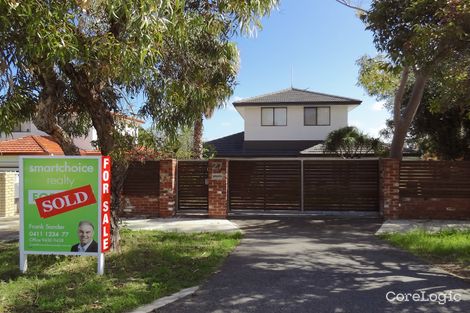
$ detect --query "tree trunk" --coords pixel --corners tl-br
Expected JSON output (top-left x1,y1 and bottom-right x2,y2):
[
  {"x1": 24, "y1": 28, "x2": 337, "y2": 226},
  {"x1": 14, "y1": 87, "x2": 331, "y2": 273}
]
[
  {"x1": 109, "y1": 159, "x2": 128, "y2": 252},
  {"x1": 390, "y1": 70, "x2": 429, "y2": 160},
  {"x1": 63, "y1": 63, "x2": 123, "y2": 251},
  {"x1": 33, "y1": 66, "x2": 80, "y2": 155},
  {"x1": 192, "y1": 114, "x2": 204, "y2": 159}
]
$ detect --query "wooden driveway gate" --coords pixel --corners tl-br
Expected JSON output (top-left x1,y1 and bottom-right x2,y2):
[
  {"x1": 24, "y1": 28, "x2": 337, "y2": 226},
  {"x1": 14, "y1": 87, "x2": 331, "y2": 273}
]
[
  {"x1": 229, "y1": 159, "x2": 379, "y2": 211},
  {"x1": 177, "y1": 161, "x2": 208, "y2": 210},
  {"x1": 229, "y1": 160, "x2": 301, "y2": 210},
  {"x1": 303, "y1": 160, "x2": 379, "y2": 211}
]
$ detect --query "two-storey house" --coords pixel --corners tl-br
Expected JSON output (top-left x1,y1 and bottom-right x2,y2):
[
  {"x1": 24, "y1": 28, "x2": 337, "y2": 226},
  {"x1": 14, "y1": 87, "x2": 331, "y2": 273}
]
[{"x1": 207, "y1": 87, "x2": 361, "y2": 157}]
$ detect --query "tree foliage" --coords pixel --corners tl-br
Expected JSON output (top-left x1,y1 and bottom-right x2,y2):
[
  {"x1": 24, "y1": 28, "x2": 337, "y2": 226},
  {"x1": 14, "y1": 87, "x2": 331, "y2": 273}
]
[
  {"x1": 358, "y1": 0, "x2": 470, "y2": 159},
  {"x1": 323, "y1": 126, "x2": 384, "y2": 158},
  {"x1": 359, "y1": 50, "x2": 470, "y2": 160},
  {"x1": 0, "y1": 0, "x2": 278, "y2": 249}
]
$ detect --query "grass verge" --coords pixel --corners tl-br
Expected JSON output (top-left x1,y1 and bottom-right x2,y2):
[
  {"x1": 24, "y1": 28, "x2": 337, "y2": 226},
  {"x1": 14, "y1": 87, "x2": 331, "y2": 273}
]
[
  {"x1": 379, "y1": 229, "x2": 470, "y2": 280},
  {"x1": 0, "y1": 229, "x2": 241, "y2": 313}
]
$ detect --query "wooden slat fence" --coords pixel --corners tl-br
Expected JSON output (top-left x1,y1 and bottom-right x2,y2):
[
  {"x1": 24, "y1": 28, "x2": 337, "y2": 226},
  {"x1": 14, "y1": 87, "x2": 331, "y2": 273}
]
[
  {"x1": 303, "y1": 160, "x2": 379, "y2": 211},
  {"x1": 178, "y1": 161, "x2": 208, "y2": 210},
  {"x1": 400, "y1": 161, "x2": 470, "y2": 198},
  {"x1": 229, "y1": 160, "x2": 301, "y2": 210},
  {"x1": 123, "y1": 161, "x2": 160, "y2": 196}
]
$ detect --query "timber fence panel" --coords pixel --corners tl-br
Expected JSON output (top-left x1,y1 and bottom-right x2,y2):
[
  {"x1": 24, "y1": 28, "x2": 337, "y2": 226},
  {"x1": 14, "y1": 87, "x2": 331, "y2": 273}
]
[{"x1": 178, "y1": 161, "x2": 208, "y2": 210}]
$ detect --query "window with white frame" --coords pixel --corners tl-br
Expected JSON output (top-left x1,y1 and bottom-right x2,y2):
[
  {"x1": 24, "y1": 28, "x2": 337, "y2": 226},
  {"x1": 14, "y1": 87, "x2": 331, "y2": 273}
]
[
  {"x1": 304, "y1": 107, "x2": 330, "y2": 126},
  {"x1": 261, "y1": 107, "x2": 287, "y2": 126}
]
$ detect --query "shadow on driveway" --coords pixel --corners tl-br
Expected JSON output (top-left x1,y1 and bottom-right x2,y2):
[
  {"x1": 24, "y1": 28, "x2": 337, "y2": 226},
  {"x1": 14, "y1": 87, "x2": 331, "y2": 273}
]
[{"x1": 157, "y1": 217, "x2": 470, "y2": 313}]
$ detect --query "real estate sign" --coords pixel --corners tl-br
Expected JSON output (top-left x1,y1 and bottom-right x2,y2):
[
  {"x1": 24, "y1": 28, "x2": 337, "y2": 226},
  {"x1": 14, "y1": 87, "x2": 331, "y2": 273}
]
[{"x1": 20, "y1": 156, "x2": 111, "y2": 274}]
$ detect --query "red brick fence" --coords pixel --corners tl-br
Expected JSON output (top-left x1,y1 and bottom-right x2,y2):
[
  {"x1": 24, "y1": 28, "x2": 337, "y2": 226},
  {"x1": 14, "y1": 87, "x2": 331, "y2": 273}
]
[
  {"x1": 381, "y1": 159, "x2": 470, "y2": 219},
  {"x1": 122, "y1": 159, "x2": 470, "y2": 220}
]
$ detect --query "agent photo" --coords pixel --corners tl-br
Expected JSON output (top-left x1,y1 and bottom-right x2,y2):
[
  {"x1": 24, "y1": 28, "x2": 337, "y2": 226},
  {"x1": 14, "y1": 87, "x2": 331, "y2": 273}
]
[{"x1": 71, "y1": 220, "x2": 98, "y2": 253}]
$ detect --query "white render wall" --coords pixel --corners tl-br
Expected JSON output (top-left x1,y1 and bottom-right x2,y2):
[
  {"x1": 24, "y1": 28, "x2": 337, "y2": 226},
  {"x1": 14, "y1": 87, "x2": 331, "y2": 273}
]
[{"x1": 238, "y1": 105, "x2": 351, "y2": 141}]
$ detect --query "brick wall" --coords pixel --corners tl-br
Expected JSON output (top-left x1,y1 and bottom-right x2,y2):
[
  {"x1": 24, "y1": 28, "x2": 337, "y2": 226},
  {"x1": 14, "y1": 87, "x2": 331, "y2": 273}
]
[
  {"x1": 122, "y1": 161, "x2": 160, "y2": 217},
  {"x1": 0, "y1": 172, "x2": 17, "y2": 217},
  {"x1": 122, "y1": 195, "x2": 160, "y2": 217},
  {"x1": 208, "y1": 159, "x2": 228, "y2": 218},
  {"x1": 159, "y1": 159, "x2": 177, "y2": 217},
  {"x1": 399, "y1": 198, "x2": 470, "y2": 219},
  {"x1": 380, "y1": 159, "x2": 470, "y2": 220},
  {"x1": 379, "y1": 159, "x2": 400, "y2": 219}
]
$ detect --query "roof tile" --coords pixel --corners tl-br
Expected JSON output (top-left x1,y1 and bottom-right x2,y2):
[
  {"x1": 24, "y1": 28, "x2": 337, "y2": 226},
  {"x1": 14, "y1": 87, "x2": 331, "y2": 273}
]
[
  {"x1": 0, "y1": 135, "x2": 101, "y2": 156},
  {"x1": 234, "y1": 87, "x2": 361, "y2": 106}
]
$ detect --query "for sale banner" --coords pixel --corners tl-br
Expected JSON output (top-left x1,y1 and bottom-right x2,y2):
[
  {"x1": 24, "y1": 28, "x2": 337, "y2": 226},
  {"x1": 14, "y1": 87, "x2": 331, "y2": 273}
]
[{"x1": 21, "y1": 157, "x2": 101, "y2": 254}]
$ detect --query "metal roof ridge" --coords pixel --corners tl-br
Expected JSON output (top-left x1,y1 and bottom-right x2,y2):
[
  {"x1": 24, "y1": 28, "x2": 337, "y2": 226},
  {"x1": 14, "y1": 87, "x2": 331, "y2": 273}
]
[
  {"x1": 234, "y1": 87, "x2": 362, "y2": 104},
  {"x1": 233, "y1": 87, "x2": 294, "y2": 104},
  {"x1": 291, "y1": 88, "x2": 362, "y2": 102}
]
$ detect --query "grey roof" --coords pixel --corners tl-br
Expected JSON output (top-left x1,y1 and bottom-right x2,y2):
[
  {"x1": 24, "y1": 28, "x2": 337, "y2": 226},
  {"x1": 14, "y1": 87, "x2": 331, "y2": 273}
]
[
  {"x1": 234, "y1": 87, "x2": 362, "y2": 106},
  {"x1": 206, "y1": 132, "x2": 323, "y2": 157},
  {"x1": 206, "y1": 132, "x2": 245, "y2": 157},
  {"x1": 300, "y1": 143, "x2": 376, "y2": 155}
]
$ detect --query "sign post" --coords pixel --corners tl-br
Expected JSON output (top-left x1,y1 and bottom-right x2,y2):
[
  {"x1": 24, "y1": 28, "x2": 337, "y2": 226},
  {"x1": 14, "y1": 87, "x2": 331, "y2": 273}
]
[{"x1": 20, "y1": 156, "x2": 111, "y2": 275}]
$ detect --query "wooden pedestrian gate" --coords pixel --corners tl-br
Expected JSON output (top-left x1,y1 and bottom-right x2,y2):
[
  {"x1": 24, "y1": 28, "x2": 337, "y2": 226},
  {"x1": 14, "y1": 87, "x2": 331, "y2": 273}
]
[
  {"x1": 229, "y1": 160, "x2": 379, "y2": 211},
  {"x1": 177, "y1": 161, "x2": 208, "y2": 210}
]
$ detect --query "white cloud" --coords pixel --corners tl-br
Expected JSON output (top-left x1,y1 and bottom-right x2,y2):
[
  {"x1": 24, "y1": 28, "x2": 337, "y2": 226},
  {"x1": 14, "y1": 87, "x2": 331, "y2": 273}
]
[
  {"x1": 365, "y1": 124, "x2": 386, "y2": 138},
  {"x1": 349, "y1": 119, "x2": 362, "y2": 128},
  {"x1": 371, "y1": 101, "x2": 386, "y2": 111}
]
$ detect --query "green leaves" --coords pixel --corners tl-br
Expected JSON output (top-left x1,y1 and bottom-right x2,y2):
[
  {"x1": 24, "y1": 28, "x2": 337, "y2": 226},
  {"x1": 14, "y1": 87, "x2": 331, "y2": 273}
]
[
  {"x1": 324, "y1": 126, "x2": 385, "y2": 158},
  {"x1": 0, "y1": 0, "x2": 277, "y2": 157},
  {"x1": 364, "y1": 0, "x2": 470, "y2": 69},
  {"x1": 356, "y1": 55, "x2": 401, "y2": 100}
]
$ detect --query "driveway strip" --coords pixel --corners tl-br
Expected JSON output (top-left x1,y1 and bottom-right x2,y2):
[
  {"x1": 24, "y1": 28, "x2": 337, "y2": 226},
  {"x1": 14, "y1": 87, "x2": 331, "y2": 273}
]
[{"x1": 156, "y1": 217, "x2": 470, "y2": 313}]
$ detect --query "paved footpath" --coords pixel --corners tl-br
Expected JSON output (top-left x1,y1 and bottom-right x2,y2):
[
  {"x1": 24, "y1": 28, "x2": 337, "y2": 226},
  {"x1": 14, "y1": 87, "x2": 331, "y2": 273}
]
[{"x1": 157, "y1": 218, "x2": 470, "y2": 313}]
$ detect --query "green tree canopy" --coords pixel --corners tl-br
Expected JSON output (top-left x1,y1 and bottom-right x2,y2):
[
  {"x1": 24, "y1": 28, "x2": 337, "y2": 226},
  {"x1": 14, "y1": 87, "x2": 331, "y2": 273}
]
[
  {"x1": 0, "y1": 0, "x2": 278, "y2": 248},
  {"x1": 356, "y1": 0, "x2": 470, "y2": 159},
  {"x1": 363, "y1": 53, "x2": 470, "y2": 160}
]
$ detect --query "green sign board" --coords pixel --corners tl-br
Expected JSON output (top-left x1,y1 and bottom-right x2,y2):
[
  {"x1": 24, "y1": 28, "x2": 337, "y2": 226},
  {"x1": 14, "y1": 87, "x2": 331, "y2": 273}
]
[{"x1": 21, "y1": 157, "x2": 101, "y2": 254}]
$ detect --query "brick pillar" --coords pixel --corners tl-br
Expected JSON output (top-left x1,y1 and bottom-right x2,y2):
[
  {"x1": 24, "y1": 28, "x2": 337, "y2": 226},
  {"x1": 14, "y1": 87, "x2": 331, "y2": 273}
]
[
  {"x1": 0, "y1": 172, "x2": 17, "y2": 217},
  {"x1": 379, "y1": 158, "x2": 400, "y2": 219},
  {"x1": 208, "y1": 159, "x2": 228, "y2": 218},
  {"x1": 159, "y1": 159, "x2": 177, "y2": 218}
]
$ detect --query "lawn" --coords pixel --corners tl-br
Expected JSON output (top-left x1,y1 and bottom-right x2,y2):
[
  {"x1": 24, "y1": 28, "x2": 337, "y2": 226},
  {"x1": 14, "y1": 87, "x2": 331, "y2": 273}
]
[
  {"x1": 0, "y1": 229, "x2": 241, "y2": 313},
  {"x1": 379, "y1": 229, "x2": 470, "y2": 279}
]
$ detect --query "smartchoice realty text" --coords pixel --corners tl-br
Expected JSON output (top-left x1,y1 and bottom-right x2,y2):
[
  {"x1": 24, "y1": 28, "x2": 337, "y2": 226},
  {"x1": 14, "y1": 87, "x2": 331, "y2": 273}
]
[{"x1": 29, "y1": 162, "x2": 94, "y2": 173}]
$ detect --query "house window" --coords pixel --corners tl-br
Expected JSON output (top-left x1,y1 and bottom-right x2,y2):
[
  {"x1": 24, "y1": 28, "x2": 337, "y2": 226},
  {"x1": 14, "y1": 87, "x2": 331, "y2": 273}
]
[
  {"x1": 304, "y1": 107, "x2": 330, "y2": 126},
  {"x1": 261, "y1": 107, "x2": 287, "y2": 126}
]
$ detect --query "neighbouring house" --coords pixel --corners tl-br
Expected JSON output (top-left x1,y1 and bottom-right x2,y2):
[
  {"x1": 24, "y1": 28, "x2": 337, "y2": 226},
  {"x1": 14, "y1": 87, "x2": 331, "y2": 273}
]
[
  {"x1": 207, "y1": 87, "x2": 362, "y2": 157},
  {"x1": 1, "y1": 114, "x2": 144, "y2": 152},
  {"x1": 0, "y1": 115, "x2": 144, "y2": 217}
]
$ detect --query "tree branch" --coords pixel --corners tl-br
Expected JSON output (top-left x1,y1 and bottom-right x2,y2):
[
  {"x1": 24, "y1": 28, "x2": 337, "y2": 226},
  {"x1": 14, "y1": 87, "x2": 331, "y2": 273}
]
[
  {"x1": 335, "y1": 0, "x2": 369, "y2": 14},
  {"x1": 393, "y1": 66, "x2": 410, "y2": 125},
  {"x1": 32, "y1": 65, "x2": 80, "y2": 155}
]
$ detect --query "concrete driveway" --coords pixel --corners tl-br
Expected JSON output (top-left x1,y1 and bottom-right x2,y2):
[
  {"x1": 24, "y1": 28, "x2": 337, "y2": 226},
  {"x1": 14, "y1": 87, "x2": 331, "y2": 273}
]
[{"x1": 157, "y1": 217, "x2": 470, "y2": 313}]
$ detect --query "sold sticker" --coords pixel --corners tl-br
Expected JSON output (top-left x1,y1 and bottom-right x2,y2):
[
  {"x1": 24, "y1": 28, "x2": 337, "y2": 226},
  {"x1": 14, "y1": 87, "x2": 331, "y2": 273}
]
[{"x1": 35, "y1": 185, "x2": 97, "y2": 218}]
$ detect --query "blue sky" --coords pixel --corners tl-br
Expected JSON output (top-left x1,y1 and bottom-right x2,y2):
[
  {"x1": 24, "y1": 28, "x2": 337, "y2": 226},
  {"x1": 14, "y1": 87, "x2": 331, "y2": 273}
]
[{"x1": 204, "y1": 0, "x2": 390, "y2": 141}]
